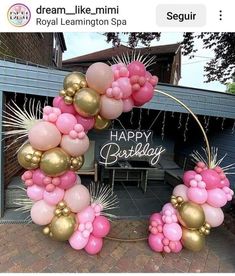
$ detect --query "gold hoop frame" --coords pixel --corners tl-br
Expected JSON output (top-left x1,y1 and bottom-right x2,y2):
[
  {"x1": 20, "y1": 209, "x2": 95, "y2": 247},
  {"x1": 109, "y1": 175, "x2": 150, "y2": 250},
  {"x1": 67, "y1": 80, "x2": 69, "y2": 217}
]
[{"x1": 106, "y1": 88, "x2": 212, "y2": 242}]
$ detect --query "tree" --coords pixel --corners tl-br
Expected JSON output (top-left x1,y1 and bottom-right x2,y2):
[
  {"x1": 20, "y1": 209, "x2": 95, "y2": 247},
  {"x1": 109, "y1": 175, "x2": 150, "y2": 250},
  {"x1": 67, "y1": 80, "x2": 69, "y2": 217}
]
[{"x1": 104, "y1": 32, "x2": 235, "y2": 84}]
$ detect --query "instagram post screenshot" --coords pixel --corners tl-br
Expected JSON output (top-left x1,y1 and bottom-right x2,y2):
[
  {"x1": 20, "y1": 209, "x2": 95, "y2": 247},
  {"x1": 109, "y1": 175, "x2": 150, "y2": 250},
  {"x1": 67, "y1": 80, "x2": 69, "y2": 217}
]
[{"x1": 0, "y1": 0, "x2": 235, "y2": 273}]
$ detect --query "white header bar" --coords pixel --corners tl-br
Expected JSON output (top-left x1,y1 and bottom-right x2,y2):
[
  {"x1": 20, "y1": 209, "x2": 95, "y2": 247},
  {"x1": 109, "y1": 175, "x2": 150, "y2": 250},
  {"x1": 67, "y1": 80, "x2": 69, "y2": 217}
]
[{"x1": 0, "y1": 0, "x2": 233, "y2": 32}]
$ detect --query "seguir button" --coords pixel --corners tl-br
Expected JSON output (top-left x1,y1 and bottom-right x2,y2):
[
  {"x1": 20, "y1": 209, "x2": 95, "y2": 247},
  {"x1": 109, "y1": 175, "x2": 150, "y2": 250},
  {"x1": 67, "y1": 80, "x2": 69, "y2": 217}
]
[{"x1": 156, "y1": 4, "x2": 206, "y2": 27}]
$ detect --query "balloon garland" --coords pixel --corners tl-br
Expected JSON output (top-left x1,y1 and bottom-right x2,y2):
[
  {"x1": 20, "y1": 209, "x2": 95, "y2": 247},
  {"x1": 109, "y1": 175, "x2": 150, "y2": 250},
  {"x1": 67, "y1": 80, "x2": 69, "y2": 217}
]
[
  {"x1": 5, "y1": 54, "x2": 234, "y2": 255},
  {"x1": 11, "y1": 58, "x2": 158, "y2": 255}
]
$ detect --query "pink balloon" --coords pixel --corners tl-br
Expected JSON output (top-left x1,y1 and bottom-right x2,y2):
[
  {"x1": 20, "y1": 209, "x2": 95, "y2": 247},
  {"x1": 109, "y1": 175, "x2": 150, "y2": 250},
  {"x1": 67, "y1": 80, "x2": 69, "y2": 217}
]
[
  {"x1": 122, "y1": 97, "x2": 134, "y2": 113},
  {"x1": 86, "y1": 62, "x2": 114, "y2": 94},
  {"x1": 183, "y1": 170, "x2": 197, "y2": 186},
  {"x1": 163, "y1": 223, "x2": 182, "y2": 241},
  {"x1": 56, "y1": 113, "x2": 77, "y2": 134},
  {"x1": 127, "y1": 61, "x2": 146, "y2": 77},
  {"x1": 132, "y1": 82, "x2": 154, "y2": 105},
  {"x1": 27, "y1": 185, "x2": 44, "y2": 201},
  {"x1": 59, "y1": 171, "x2": 77, "y2": 190},
  {"x1": 170, "y1": 240, "x2": 183, "y2": 253},
  {"x1": 92, "y1": 216, "x2": 111, "y2": 238},
  {"x1": 162, "y1": 203, "x2": 176, "y2": 214},
  {"x1": 116, "y1": 77, "x2": 132, "y2": 99},
  {"x1": 201, "y1": 169, "x2": 221, "y2": 189},
  {"x1": 53, "y1": 96, "x2": 76, "y2": 115},
  {"x1": 64, "y1": 185, "x2": 90, "y2": 213},
  {"x1": 52, "y1": 96, "x2": 61, "y2": 108},
  {"x1": 202, "y1": 203, "x2": 224, "y2": 227},
  {"x1": 100, "y1": 95, "x2": 123, "y2": 120},
  {"x1": 60, "y1": 134, "x2": 89, "y2": 157},
  {"x1": 32, "y1": 169, "x2": 46, "y2": 186},
  {"x1": 85, "y1": 234, "x2": 103, "y2": 255},
  {"x1": 173, "y1": 184, "x2": 188, "y2": 201},
  {"x1": 148, "y1": 233, "x2": 164, "y2": 252},
  {"x1": 187, "y1": 187, "x2": 208, "y2": 204},
  {"x1": 149, "y1": 213, "x2": 163, "y2": 224},
  {"x1": 28, "y1": 121, "x2": 61, "y2": 151},
  {"x1": 76, "y1": 114, "x2": 95, "y2": 132},
  {"x1": 69, "y1": 230, "x2": 89, "y2": 250},
  {"x1": 219, "y1": 177, "x2": 230, "y2": 188},
  {"x1": 30, "y1": 200, "x2": 55, "y2": 225},
  {"x1": 43, "y1": 187, "x2": 64, "y2": 206},
  {"x1": 77, "y1": 206, "x2": 95, "y2": 224},
  {"x1": 207, "y1": 188, "x2": 227, "y2": 208}
]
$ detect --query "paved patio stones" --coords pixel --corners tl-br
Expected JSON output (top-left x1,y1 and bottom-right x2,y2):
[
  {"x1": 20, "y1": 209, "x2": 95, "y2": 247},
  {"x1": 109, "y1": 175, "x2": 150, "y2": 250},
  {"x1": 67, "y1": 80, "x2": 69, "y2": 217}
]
[{"x1": 0, "y1": 220, "x2": 235, "y2": 273}]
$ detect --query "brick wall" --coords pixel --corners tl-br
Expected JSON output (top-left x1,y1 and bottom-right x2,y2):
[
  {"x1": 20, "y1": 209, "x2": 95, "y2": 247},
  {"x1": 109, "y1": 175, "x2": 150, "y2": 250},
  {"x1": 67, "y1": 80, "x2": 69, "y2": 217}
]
[{"x1": 0, "y1": 33, "x2": 54, "y2": 67}]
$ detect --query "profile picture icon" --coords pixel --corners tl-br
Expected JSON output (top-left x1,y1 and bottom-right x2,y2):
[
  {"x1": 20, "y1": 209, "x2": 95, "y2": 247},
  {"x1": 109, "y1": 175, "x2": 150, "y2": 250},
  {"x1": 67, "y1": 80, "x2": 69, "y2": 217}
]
[{"x1": 7, "y1": 3, "x2": 31, "y2": 27}]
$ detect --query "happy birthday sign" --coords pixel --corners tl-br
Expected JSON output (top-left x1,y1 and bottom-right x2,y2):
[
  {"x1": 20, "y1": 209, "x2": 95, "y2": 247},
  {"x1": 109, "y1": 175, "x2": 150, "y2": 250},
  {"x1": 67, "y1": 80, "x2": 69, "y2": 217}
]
[{"x1": 99, "y1": 130, "x2": 166, "y2": 166}]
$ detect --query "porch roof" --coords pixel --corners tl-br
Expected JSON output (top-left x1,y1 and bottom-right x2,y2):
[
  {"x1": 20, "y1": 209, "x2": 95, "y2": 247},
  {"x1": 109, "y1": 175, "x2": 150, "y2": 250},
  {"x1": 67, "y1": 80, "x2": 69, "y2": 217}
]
[{"x1": 0, "y1": 59, "x2": 234, "y2": 119}]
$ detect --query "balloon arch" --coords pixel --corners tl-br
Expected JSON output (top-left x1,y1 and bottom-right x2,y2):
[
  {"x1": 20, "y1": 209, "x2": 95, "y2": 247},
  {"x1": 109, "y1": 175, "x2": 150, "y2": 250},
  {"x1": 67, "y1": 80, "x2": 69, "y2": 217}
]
[{"x1": 5, "y1": 55, "x2": 234, "y2": 255}]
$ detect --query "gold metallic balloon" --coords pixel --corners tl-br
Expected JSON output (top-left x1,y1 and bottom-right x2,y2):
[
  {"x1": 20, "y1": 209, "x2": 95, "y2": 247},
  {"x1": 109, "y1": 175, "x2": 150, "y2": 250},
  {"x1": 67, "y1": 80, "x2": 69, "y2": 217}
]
[
  {"x1": 40, "y1": 148, "x2": 70, "y2": 177},
  {"x1": 63, "y1": 72, "x2": 86, "y2": 90},
  {"x1": 50, "y1": 214, "x2": 76, "y2": 241},
  {"x1": 17, "y1": 144, "x2": 42, "y2": 170},
  {"x1": 94, "y1": 114, "x2": 111, "y2": 130},
  {"x1": 43, "y1": 226, "x2": 50, "y2": 235},
  {"x1": 57, "y1": 201, "x2": 67, "y2": 210},
  {"x1": 73, "y1": 88, "x2": 100, "y2": 117},
  {"x1": 181, "y1": 228, "x2": 205, "y2": 252},
  {"x1": 70, "y1": 156, "x2": 84, "y2": 171},
  {"x1": 178, "y1": 201, "x2": 205, "y2": 229}
]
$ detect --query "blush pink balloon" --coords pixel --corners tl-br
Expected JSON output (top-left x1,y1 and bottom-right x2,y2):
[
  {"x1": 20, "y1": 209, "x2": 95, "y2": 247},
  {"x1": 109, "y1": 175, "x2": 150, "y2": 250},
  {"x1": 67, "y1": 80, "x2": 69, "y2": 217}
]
[
  {"x1": 64, "y1": 185, "x2": 90, "y2": 213},
  {"x1": 100, "y1": 95, "x2": 123, "y2": 120},
  {"x1": 69, "y1": 230, "x2": 89, "y2": 250},
  {"x1": 32, "y1": 169, "x2": 46, "y2": 186},
  {"x1": 53, "y1": 96, "x2": 76, "y2": 115},
  {"x1": 92, "y1": 216, "x2": 111, "y2": 238},
  {"x1": 187, "y1": 187, "x2": 208, "y2": 204},
  {"x1": 28, "y1": 121, "x2": 61, "y2": 151},
  {"x1": 60, "y1": 134, "x2": 89, "y2": 157},
  {"x1": 132, "y1": 82, "x2": 154, "y2": 105},
  {"x1": 43, "y1": 187, "x2": 64, "y2": 206},
  {"x1": 207, "y1": 188, "x2": 227, "y2": 208},
  {"x1": 59, "y1": 171, "x2": 77, "y2": 190},
  {"x1": 85, "y1": 234, "x2": 103, "y2": 255},
  {"x1": 86, "y1": 62, "x2": 114, "y2": 94},
  {"x1": 30, "y1": 200, "x2": 55, "y2": 225},
  {"x1": 149, "y1": 213, "x2": 163, "y2": 224},
  {"x1": 183, "y1": 170, "x2": 197, "y2": 186},
  {"x1": 148, "y1": 233, "x2": 164, "y2": 252},
  {"x1": 162, "y1": 203, "x2": 176, "y2": 214},
  {"x1": 202, "y1": 203, "x2": 224, "y2": 227},
  {"x1": 56, "y1": 113, "x2": 77, "y2": 134},
  {"x1": 116, "y1": 77, "x2": 132, "y2": 99},
  {"x1": 77, "y1": 206, "x2": 95, "y2": 224},
  {"x1": 163, "y1": 223, "x2": 182, "y2": 241},
  {"x1": 76, "y1": 114, "x2": 95, "y2": 132},
  {"x1": 201, "y1": 169, "x2": 221, "y2": 189},
  {"x1": 122, "y1": 97, "x2": 134, "y2": 113},
  {"x1": 27, "y1": 185, "x2": 44, "y2": 201},
  {"x1": 127, "y1": 61, "x2": 146, "y2": 77},
  {"x1": 173, "y1": 184, "x2": 189, "y2": 201}
]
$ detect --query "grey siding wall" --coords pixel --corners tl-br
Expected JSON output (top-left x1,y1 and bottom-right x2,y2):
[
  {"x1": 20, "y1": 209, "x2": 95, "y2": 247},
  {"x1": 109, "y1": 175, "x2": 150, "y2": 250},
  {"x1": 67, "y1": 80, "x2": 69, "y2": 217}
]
[{"x1": 0, "y1": 60, "x2": 235, "y2": 119}]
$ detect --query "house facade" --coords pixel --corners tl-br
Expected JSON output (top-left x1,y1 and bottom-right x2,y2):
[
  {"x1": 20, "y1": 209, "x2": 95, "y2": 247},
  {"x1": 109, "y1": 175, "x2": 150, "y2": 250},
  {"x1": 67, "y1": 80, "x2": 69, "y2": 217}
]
[
  {"x1": 0, "y1": 33, "x2": 66, "y2": 68},
  {"x1": 62, "y1": 43, "x2": 181, "y2": 85}
]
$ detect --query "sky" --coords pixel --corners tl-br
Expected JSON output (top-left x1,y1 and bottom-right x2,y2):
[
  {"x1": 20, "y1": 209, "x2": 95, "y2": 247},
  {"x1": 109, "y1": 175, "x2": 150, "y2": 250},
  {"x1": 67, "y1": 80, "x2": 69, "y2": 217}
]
[{"x1": 63, "y1": 32, "x2": 226, "y2": 92}]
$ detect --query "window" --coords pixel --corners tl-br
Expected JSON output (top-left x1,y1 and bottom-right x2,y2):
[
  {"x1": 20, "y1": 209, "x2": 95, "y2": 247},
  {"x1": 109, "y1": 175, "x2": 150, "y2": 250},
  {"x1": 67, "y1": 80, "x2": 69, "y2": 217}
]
[{"x1": 53, "y1": 34, "x2": 61, "y2": 67}]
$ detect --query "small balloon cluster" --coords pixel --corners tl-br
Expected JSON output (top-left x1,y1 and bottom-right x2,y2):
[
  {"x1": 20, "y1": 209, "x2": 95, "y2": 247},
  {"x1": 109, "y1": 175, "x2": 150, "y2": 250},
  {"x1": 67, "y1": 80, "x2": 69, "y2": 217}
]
[
  {"x1": 148, "y1": 156, "x2": 234, "y2": 253},
  {"x1": 15, "y1": 58, "x2": 156, "y2": 255}
]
